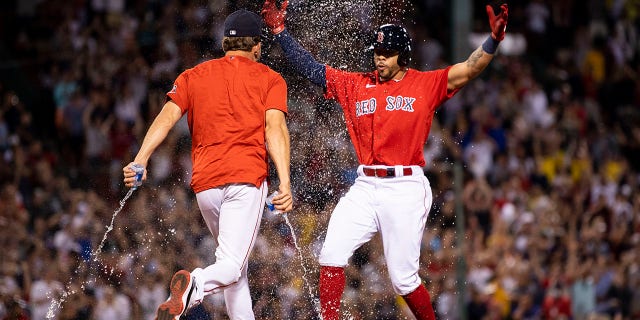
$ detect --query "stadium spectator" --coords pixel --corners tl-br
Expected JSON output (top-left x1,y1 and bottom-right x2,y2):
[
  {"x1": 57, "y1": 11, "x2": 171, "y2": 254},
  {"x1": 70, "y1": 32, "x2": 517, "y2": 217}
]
[{"x1": 0, "y1": 1, "x2": 638, "y2": 319}]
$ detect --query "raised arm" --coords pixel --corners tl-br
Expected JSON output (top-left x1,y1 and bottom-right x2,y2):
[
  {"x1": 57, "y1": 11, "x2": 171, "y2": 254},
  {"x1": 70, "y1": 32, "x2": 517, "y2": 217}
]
[
  {"x1": 447, "y1": 4, "x2": 508, "y2": 91},
  {"x1": 262, "y1": 0, "x2": 326, "y2": 87}
]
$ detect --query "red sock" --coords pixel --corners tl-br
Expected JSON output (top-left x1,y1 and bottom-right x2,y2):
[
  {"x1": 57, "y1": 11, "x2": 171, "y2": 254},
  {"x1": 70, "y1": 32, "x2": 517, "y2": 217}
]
[
  {"x1": 402, "y1": 283, "x2": 436, "y2": 320},
  {"x1": 319, "y1": 266, "x2": 345, "y2": 320}
]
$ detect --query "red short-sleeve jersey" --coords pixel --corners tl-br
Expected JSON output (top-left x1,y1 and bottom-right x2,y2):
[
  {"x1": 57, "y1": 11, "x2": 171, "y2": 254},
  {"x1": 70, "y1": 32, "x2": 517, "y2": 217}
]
[
  {"x1": 324, "y1": 66, "x2": 458, "y2": 167},
  {"x1": 167, "y1": 55, "x2": 287, "y2": 192}
]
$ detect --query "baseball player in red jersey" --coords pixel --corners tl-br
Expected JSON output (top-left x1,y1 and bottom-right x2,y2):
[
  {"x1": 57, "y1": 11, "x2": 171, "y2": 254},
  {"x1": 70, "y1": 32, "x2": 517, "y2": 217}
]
[
  {"x1": 262, "y1": 1, "x2": 508, "y2": 319},
  {"x1": 122, "y1": 9, "x2": 293, "y2": 320}
]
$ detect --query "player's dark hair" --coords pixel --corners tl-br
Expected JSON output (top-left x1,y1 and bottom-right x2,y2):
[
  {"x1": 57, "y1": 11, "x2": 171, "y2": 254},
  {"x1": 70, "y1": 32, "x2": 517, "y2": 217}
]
[{"x1": 222, "y1": 36, "x2": 261, "y2": 52}]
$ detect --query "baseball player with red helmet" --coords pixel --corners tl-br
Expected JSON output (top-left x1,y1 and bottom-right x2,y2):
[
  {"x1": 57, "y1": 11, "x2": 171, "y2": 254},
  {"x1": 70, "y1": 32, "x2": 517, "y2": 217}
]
[
  {"x1": 123, "y1": 8, "x2": 293, "y2": 320},
  {"x1": 262, "y1": 1, "x2": 508, "y2": 319}
]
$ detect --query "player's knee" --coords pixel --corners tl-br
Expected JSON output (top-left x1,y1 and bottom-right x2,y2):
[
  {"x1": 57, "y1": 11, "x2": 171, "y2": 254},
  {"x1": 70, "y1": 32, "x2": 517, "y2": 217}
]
[
  {"x1": 318, "y1": 248, "x2": 349, "y2": 267},
  {"x1": 227, "y1": 265, "x2": 243, "y2": 284},
  {"x1": 389, "y1": 273, "x2": 421, "y2": 295},
  {"x1": 216, "y1": 260, "x2": 243, "y2": 285}
]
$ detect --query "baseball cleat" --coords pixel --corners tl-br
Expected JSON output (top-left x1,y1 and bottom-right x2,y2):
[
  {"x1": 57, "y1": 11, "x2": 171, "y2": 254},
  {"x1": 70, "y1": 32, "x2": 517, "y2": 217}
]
[{"x1": 155, "y1": 270, "x2": 196, "y2": 320}]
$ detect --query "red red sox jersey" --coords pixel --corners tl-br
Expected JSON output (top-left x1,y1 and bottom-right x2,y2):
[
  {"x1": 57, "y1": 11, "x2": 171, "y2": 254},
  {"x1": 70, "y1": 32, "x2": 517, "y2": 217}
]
[
  {"x1": 324, "y1": 66, "x2": 459, "y2": 167},
  {"x1": 167, "y1": 56, "x2": 288, "y2": 193}
]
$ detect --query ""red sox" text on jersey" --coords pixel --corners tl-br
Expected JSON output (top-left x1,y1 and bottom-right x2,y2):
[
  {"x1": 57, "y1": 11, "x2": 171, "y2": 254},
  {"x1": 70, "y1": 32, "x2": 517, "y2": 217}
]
[{"x1": 355, "y1": 96, "x2": 416, "y2": 117}]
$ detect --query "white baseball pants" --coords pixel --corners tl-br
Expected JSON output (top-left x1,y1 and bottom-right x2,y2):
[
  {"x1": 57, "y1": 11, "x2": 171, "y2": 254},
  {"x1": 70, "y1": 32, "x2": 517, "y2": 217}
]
[
  {"x1": 193, "y1": 181, "x2": 267, "y2": 320},
  {"x1": 319, "y1": 166, "x2": 432, "y2": 295}
]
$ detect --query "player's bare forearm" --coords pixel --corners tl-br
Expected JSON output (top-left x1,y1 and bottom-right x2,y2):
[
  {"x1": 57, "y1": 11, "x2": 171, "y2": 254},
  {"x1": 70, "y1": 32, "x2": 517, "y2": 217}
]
[
  {"x1": 447, "y1": 46, "x2": 494, "y2": 91},
  {"x1": 265, "y1": 109, "x2": 293, "y2": 212},
  {"x1": 466, "y1": 46, "x2": 494, "y2": 76},
  {"x1": 266, "y1": 124, "x2": 291, "y2": 186},
  {"x1": 134, "y1": 101, "x2": 182, "y2": 166}
]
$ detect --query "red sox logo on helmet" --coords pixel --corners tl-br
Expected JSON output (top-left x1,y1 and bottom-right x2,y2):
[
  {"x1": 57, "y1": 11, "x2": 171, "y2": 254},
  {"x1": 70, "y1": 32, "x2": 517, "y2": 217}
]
[{"x1": 377, "y1": 31, "x2": 384, "y2": 43}]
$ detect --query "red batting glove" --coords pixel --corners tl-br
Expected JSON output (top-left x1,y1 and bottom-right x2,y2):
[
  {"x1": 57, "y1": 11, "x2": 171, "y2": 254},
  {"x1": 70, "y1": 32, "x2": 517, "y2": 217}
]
[
  {"x1": 262, "y1": 0, "x2": 288, "y2": 34},
  {"x1": 486, "y1": 4, "x2": 508, "y2": 41}
]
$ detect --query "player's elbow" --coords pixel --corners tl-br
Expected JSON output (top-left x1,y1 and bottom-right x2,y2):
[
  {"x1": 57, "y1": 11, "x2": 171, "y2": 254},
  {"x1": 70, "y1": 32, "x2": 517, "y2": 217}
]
[
  {"x1": 447, "y1": 62, "x2": 474, "y2": 90},
  {"x1": 447, "y1": 75, "x2": 471, "y2": 91},
  {"x1": 448, "y1": 70, "x2": 478, "y2": 90},
  {"x1": 449, "y1": 66, "x2": 488, "y2": 90}
]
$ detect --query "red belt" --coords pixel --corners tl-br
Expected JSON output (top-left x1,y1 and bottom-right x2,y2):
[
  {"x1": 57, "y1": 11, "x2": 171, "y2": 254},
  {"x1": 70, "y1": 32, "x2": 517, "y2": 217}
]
[{"x1": 362, "y1": 167, "x2": 413, "y2": 178}]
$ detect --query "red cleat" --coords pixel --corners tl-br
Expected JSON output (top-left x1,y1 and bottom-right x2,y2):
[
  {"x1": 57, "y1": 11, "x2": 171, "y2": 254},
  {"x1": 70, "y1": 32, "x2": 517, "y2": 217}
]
[{"x1": 155, "y1": 270, "x2": 196, "y2": 320}]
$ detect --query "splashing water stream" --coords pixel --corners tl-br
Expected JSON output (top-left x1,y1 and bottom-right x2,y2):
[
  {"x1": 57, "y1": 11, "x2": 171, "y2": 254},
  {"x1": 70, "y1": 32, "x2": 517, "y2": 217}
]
[
  {"x1": 46, "y1": 188, "x2": 136, "y2": 319},
  {"x1": 92, "y1": 188, "x2": 135, "y2": 259},
  {"x1": 281, "y1": 213, "x2": 323, "y2": 318}
]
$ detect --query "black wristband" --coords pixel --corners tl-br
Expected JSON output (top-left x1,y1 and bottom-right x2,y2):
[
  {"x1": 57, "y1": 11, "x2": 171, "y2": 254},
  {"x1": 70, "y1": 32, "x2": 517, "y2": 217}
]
[{"x1": 482, "y1": 36, "x2": 500, "y2": 54}]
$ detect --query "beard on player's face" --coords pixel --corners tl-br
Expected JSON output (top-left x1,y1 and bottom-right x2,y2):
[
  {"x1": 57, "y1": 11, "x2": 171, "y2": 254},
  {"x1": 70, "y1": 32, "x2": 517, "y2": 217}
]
[{"x1": 374, "y1": 51, "x2": 402, "y2": 82}]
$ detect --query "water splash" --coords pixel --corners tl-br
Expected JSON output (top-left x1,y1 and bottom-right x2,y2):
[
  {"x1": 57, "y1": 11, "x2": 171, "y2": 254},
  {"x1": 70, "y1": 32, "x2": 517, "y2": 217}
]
[
  {"x1": 45, "y1": 288, "x2": 73, "y2": 320},
  {"x1": 46, "y1": 188, "x2": 137, "y2": 319},
  {"x1": 92, "y1": 188, "x2": 135, "y2": 259},
  {"x1": 281, "y1": 213, "x2": 322, "y2": 318}
]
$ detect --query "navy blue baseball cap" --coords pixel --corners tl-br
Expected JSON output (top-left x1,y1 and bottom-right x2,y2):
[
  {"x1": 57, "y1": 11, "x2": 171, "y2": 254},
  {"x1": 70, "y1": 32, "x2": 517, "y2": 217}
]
[{"x1": 224, "y1": 9, "x2": 263, "y2": 37}]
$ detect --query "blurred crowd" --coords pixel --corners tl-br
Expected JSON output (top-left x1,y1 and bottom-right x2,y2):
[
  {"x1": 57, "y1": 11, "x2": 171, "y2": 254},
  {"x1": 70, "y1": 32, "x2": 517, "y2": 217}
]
[{"x1": 1, "y1": 0, "x2": 640, "y2": 319}]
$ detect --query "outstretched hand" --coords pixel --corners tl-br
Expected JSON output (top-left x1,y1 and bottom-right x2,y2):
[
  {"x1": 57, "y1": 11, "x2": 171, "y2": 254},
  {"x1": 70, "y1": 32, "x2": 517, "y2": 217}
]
[
  {"x1": 486, "y1": 3, "x2": 508, "y2": 41},
  {"x1": 262, "y1": 0, "x2": 288, "y2": 34}
]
